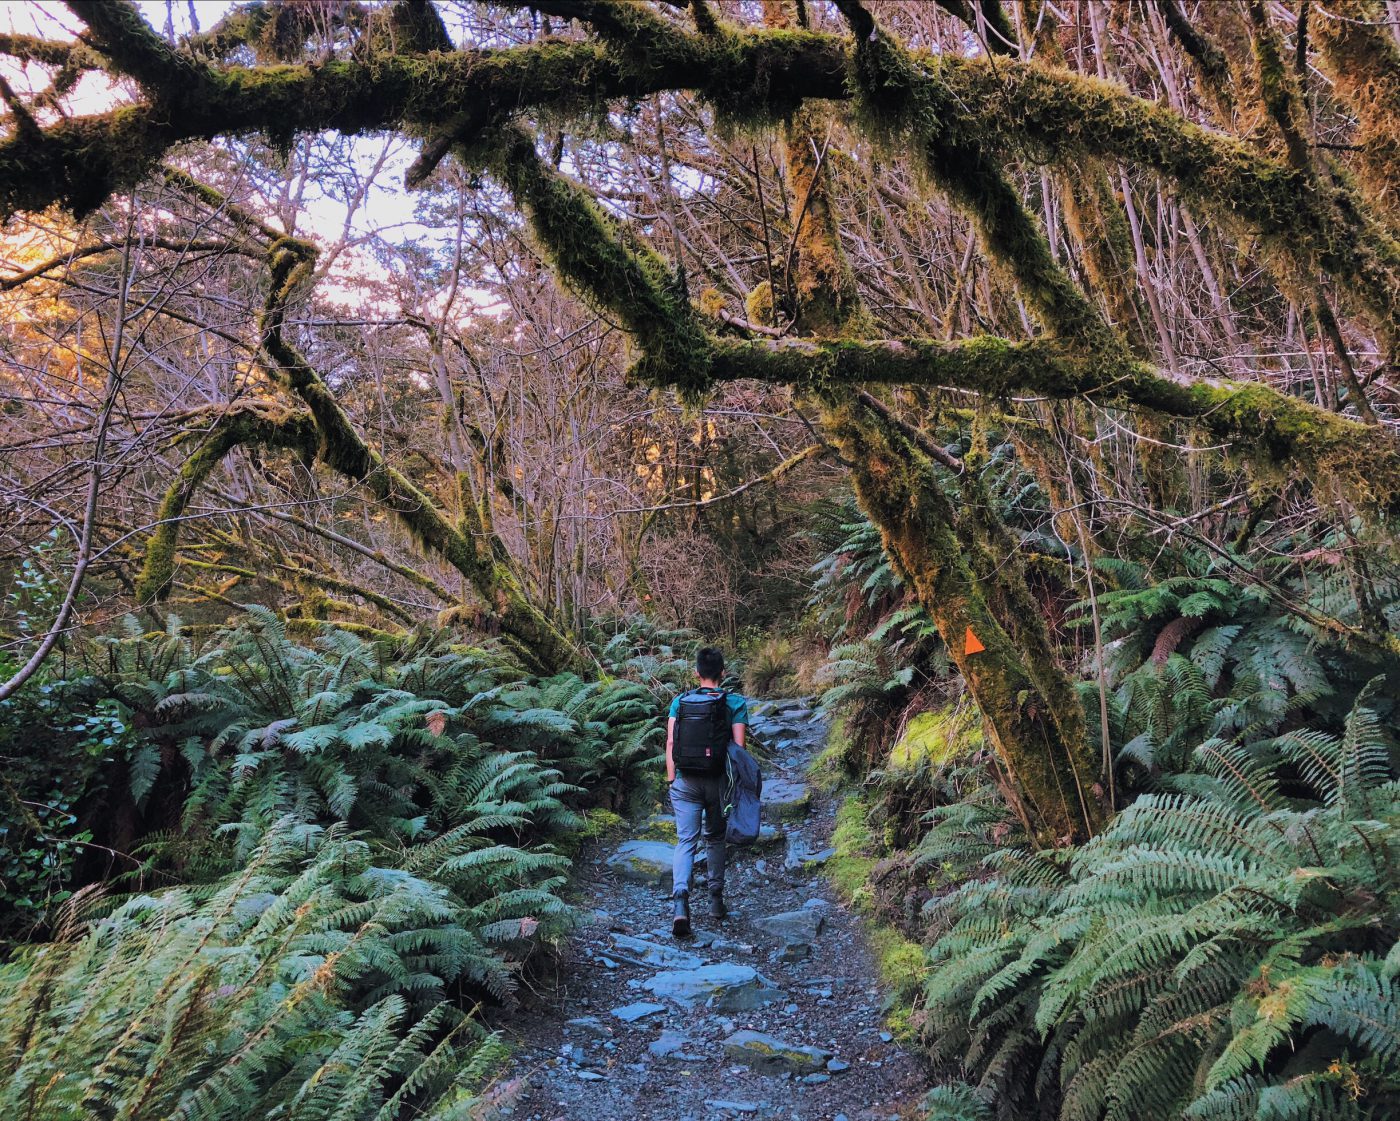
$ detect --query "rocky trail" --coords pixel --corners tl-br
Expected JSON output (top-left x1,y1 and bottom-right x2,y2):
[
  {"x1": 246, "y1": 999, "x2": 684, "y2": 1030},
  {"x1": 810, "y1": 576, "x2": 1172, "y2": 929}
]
[{"x1": 484, "y1": 698, "x2": 926, "y2": 1121}]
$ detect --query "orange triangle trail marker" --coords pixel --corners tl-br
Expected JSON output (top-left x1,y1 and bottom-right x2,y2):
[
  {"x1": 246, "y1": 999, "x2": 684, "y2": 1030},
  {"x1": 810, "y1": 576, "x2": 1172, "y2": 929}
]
[{"x1": 964, "y1": 626, "x2": 985, "y2": 655}]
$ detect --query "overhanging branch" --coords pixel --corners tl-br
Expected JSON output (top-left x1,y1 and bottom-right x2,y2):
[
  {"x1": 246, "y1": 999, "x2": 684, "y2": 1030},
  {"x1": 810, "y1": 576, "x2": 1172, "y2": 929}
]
[{"x1": 706, "y1": 334, "x2": 1400, "y2": 512}]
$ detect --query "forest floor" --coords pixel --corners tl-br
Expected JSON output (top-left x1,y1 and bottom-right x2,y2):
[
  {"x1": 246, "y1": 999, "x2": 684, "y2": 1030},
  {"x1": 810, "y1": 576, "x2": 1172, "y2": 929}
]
[{"x1": 481, "y1": 699, "x2": 927, "y2": 1121}]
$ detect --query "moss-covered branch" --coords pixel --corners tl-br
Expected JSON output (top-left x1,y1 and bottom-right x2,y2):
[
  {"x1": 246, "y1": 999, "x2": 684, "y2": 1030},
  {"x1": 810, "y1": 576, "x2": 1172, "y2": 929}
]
[
  {"x1": 259, "y1": 237, "x2": 579, "y2": 674},
  {"x1": 135, "y1": 403, "x2": 316, "y2": 604},
  {"x1": 10, "y1": 4, "x2": 1399, "y2": 344},
  {"x1": 487, "y1": 126, "x2": 712, "y2": 396},
  {"x1": 707, "y1": 334, "x2": 1400, "y2": 513},
  {"x1": 1314, "y1": 0, "x2": 1400, "y2": 225},
  {"x1": 487, "y1": 102, "x2": 1400, "y2": 513},
  {"x1": 1155, "y1": 0, "x2": 1235, "y2": 117},
  {"x1": 66, "y1": 0, "x2": 215, "y2": 95}
]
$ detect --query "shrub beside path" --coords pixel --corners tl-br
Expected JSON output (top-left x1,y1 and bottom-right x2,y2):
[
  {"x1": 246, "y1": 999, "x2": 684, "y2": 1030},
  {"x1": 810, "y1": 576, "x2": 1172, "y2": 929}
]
[{"x1": 484, "y1": 698, "x2": 927, "y2": 1121}]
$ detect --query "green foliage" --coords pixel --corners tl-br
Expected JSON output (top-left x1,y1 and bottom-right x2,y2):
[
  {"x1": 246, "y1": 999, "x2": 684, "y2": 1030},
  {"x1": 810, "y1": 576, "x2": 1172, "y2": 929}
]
[
  {"x1": 915, "y1": 686, "x2": 1400, "y2": 1121},
  {"x1": 807, "y1": 502, "x2": 948, "y2": 770},
  {"x1": 1, "y1": 528, "x2": 68, "y2": 645},
  {"x1": 0, "y1": 609, "x2": 679, "y2": 1117},
  {"x1": 1074, "y1": 543, "x2": 1400, "y2": 795},
  {"x1": 0, "y1": 824, "x2": 505, "y2": 1121},
  {"x1": 0, "y1": 680, "x2": 135, "y2": 936}
]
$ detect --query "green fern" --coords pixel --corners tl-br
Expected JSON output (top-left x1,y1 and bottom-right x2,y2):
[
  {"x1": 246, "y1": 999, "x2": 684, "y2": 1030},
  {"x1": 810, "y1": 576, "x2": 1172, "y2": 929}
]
[{"x1": 916, "y1": 685, "x2": 1400, "y2": 1121}]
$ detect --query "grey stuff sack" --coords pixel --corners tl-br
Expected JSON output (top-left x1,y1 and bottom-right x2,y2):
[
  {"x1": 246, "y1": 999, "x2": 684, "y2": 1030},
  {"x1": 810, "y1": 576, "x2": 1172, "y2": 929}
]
[{"x1": 723, "y1": 742, "x2": 763, "y2": 846}]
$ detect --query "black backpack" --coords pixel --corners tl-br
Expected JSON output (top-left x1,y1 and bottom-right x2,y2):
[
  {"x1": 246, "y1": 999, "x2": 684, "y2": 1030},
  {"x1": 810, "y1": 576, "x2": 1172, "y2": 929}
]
[{"x1": 673, "y1": 688, "x2": 731, "y2": 776}]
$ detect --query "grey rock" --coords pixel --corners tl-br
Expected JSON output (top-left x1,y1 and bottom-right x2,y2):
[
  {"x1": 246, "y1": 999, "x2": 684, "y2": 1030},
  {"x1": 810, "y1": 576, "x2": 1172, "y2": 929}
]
[
  {"x1": 778, "y1": 941, "x2": 812, "y2": 963},
  {"x1": 611, "y1": 933, "x2": 708, "y2": 970},
  {"x1": 802, "y1": 1073, "x2": 830, "y2": 1085},
  {"x1": 752, "y1": 909, "x2": 826, "y2": 943},
  {"x1": 704, "y1": 1102, "x2": 759, "y2": 1115},
  {"x1": 598, "y1": 955, "x2": 619, "y2": 969},
  {"x1": 760, "y1": 779, "x2": 811, "y2": 823},
  {"x1": 642, "y1": 963, "x2": 782, "y2": 1011},
  {"x1": 605, "y1": 840, "x2": 677, "y2": 886},
  {"x1": 802, "y1": 898, "x2": 830, "y2": 910},
  {"x1": 610, "y1": 1001, "x2": 666, "y2": 1023},
  {"x1": 805, "y1": 847, "x2": 836, "y2": 865},
  {"x1": 826, "y1": 1058, "x2": 850, "y2": 1073},
  {"x1": 559, "y1": 1043, "x2": 586, "y2": 1065},
  {"x1": 782, "y1": 838, "x2": 808, "y2": 870},
  {"x1": 576, "y1": 1070, "x2": 606, "y2": 1081},
  {"x1": 879, "y1": 1031, "x2": 894, "y2": 1042},
  {"x1": 722, "y1": 1030, "x2": 834, "y2": 1076},
  {"x1": 649, "y1": 1030, "x2": 695, "y2": 1058}
]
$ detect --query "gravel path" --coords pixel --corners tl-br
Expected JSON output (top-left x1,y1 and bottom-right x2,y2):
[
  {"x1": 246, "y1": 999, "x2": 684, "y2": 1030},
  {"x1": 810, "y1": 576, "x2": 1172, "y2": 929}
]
[{"x1": 482, "y1": 698, "x2": 927, "y2": 1121}]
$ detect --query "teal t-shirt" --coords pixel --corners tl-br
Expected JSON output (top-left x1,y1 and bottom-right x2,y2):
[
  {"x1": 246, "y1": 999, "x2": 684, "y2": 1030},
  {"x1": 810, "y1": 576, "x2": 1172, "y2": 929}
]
[{"x1": 668, "y1": 688, "x2": 749, "y2": 728}]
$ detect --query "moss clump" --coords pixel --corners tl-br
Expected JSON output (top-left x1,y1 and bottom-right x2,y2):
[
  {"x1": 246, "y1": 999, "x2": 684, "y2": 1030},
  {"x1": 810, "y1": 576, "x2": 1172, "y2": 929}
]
[
  {"x1": 807, "y1": 714, "x2": 854, "y2": 792},
  {"x1": 828, "y1": 794, "x2": 879, "y2": 909},
  {"x1": 825, "y1": 795, "x2": 928, "y2": 1042},
  {"x1": 635, "y1": 814, "x2": 678, "y2": 843},
  {"x1": 744, "y1": 280, "x2": 776, "y2": 327},
  {"x1": 888, "y1": 703, "x2": 983, "y2": 770}
]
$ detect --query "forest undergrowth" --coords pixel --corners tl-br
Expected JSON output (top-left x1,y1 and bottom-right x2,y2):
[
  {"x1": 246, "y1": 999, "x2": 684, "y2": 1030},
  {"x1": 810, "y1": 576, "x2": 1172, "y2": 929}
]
[
  {"x1": 4, "y1": 500, "x2": 1400, "y2": 1120},
  {"x1": 3, "y1": 2, "x2": 1400, "y2": 1119},
  {"x1": 0, "y1": 607, "x2": 699, "y2": 1118},
  {"x1": 802, "y1": 502, "x2": 1400, "y2": 1121}
]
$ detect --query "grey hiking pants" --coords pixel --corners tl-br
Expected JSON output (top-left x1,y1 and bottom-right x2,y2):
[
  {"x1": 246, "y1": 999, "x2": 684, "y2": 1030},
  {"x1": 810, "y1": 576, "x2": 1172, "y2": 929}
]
[{"x1": 669, "y1": 770, "x2": 727, "y2": 898}]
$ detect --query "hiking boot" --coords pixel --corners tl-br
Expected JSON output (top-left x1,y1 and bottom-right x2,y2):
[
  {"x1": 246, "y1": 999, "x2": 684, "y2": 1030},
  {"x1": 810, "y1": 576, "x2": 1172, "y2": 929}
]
[
  {"x1": 671, "y1": 893, "x2": 691, "y2": 938},
  {"x1": 708, "y1": 893, "x2": 728, "y2": 922}
]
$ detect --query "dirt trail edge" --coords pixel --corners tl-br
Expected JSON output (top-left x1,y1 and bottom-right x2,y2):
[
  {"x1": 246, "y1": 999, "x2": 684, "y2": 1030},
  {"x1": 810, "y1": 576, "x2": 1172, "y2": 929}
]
[{"x1": 484, "y1": 697, "x2": 927, "y2": 1121}]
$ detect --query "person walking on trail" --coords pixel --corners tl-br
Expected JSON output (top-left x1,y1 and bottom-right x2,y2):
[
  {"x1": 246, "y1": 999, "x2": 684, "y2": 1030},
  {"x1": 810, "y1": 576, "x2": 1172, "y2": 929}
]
[{"x1": 666, "y1": 646, "x2": 748, "y2": 938}]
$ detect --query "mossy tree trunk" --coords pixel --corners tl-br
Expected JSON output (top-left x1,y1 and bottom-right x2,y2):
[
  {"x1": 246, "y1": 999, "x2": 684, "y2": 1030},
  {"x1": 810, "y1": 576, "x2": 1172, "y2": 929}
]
[{"x1": 765, "y1": 0, "x2": 1101, "y2": 841}]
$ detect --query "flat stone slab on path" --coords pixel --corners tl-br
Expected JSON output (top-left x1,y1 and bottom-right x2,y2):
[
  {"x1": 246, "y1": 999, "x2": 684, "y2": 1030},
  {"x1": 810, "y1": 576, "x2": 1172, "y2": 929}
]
[
  {"x1": 605, "y1": 840, "x2": 706, "y2": 886},
  {"x1": 641, "y1": 963, "x2": 781, "y2": 1011},
  {"x1": 604, "y1": 840, "x2": 675, "y2": 885},
  {"x1": 610, "y1": 1001, "x2": 666, "y2": 1023},
  {"x1": 610, "y1": 933, "x2": 707, "y2": 970},
  {"x1": 722, "y1": 1029, "x2": 834, "y2": 1076}
]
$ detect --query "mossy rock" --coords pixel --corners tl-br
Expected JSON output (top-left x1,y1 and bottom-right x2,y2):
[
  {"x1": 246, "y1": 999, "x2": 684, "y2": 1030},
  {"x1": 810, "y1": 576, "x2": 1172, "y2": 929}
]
[
  {"x1": 637, "y1": 813, "x2": 678, "y2": 843},
  {"x1": 605, "y1": 840, "x2": 677, "y2": 886},
  {"x1": 722, "y1": 1030, "x2": 833, "y2": 1075},
  {"x1": 761, "y1": 779, "x2": 812, "y2": 822}
]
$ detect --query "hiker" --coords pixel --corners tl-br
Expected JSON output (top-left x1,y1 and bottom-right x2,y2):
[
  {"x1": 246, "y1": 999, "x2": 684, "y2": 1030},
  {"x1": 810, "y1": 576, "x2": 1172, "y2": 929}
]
[{"x1": 666, "y1": 646, "x2": 748, "y2": 938}]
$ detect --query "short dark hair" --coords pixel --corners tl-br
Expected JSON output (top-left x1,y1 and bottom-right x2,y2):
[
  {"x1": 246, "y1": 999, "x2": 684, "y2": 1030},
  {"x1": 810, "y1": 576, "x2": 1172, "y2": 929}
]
[{"x1": 696, "y1": 646, "x2": 725, "y2": 681}]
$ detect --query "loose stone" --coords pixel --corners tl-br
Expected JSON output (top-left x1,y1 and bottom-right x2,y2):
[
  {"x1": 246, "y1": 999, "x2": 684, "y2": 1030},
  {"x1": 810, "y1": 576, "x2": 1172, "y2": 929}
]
[{"x1": 610, "y1": 1001, "x2": 666, "y2": 1023}]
